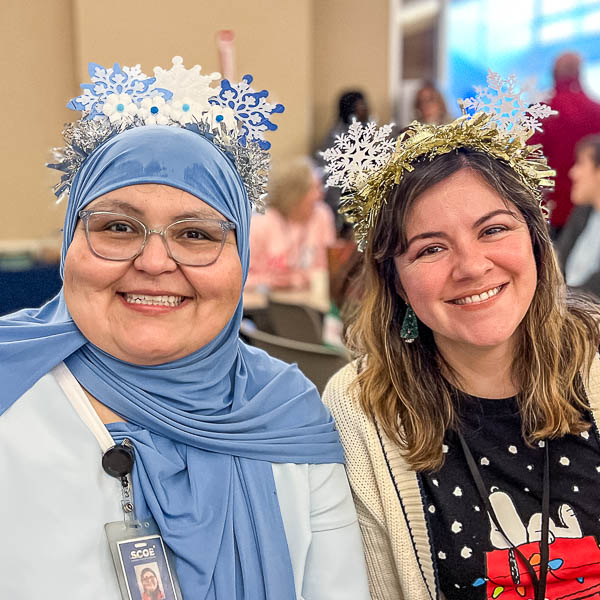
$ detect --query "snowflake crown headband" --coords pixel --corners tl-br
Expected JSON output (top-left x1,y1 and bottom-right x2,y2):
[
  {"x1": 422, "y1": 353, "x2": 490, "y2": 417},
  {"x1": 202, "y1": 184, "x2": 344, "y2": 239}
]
[
  {"x1": 48, "y1": 56, "x2": 285, "y2": 210},
  {"x1": 322, "y1": 71, "x2": 556, "y2": 249}
]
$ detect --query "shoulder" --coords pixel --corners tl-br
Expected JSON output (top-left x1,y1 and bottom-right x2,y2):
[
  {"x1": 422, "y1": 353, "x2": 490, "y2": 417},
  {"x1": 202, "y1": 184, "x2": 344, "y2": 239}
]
[
  {"x1": 240, "y1": 340, "x2": 332, "y2": 415},
  {"x1": 586, "y1": 354, "x2": 600, "y2": 412},
  {"x1": 0, "y1": 367, "x2": 59, "y2": 417},
  {"x1": 322, "y1": 360, "x2": 361, "y2": 419},
  {"x1": 250, "y1": 209, "x2": 282, "y2": 233},
  {"x1": 322, "y1": 360, "x2": 380, "y2": 459},
  {"x1": 312, "y1": 202, "x2": 336, "y2": 229},
  {"x1": 241, "y1": 339, "x2": 314, "y2": 388},
  {"x1": 273, "y1": 462, "x2": 357, "y2": 529}
]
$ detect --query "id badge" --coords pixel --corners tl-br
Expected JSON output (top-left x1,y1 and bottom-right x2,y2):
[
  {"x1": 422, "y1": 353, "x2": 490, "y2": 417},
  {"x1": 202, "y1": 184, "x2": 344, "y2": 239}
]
[{"x1": 105, "y1": 518, "x2": 183, "y2": 600}]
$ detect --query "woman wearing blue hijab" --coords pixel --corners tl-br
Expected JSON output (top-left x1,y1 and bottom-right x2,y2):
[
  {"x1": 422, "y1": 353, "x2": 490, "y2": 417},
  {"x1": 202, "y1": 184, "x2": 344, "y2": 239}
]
[{"x1": 0, "y1": 59, "x2": 369, "y2": 599}]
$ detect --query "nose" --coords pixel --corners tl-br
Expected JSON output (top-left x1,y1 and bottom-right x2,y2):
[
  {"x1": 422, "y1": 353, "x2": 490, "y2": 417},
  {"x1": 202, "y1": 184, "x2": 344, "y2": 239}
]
[
  {"x1": 133, "y1": 231, "x2": 178, "y2": 274},
  {"x1": 451, "y1": 241, "x2": 493, "y2": 282}
]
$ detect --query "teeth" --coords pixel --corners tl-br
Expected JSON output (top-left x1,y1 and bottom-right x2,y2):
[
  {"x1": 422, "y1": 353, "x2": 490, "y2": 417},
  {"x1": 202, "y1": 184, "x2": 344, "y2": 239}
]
[
  {"x1": 124, "y1": 293, "x2": 184, "y2": 307},
  {"x1": 454, "y1": 285, "x2": 502, "y2": 305}
]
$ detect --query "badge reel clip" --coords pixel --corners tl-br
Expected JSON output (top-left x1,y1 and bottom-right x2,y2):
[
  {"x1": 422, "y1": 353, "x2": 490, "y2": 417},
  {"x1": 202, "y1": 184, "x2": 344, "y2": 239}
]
[{"x1": 103, "y1": 439, "x2": 182, "y2": 600}]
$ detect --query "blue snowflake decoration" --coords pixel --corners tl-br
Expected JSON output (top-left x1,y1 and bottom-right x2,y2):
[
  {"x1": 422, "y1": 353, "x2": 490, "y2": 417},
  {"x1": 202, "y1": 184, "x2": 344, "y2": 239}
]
[
  {"x1": 68, "y1": 62, "x2": 171, "y2": 120},
  {"x1": 210, "y1": 74, "x2": 285, "y2": 150}
]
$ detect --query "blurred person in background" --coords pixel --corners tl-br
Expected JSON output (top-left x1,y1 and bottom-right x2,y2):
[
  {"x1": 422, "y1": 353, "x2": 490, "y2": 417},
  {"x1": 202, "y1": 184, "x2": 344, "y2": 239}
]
[
  {"x1": 531, "y1": 52, "x2": 600, "y2": 237},
  {"x1": 247, "y1": 157, "x2": 336, "y2": 291},
  {"x1": 413, "y1": 81, "x2": 450, "y2": 125},
  {"x1": 321, "y1": 90, "x2": 370, "y2": 148},
  {"x1": 556, "y1": 134, "x2": 600, "y2": 297}
]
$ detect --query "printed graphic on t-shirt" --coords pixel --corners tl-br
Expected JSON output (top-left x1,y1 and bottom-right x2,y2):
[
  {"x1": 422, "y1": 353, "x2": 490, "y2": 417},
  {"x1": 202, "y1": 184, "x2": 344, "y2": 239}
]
[
  {"x1": 472, "y1": 489, "x2": 600, "y2": 599},
  {"x1": 419, "y1": 394, "x2": 600, "y2": 600}
]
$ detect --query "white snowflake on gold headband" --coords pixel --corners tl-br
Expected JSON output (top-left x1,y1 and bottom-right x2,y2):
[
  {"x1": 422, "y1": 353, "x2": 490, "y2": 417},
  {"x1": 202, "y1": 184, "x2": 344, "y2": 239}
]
[
  {"x1": 460, "y1": 70, "x2": 556, "y2": 139},
  {"x1": 322, "y1": 70, "x2": 556, "y2": 249},
  {"x1": 321, "y1": 121, "x2": 395, "y2": 193}
]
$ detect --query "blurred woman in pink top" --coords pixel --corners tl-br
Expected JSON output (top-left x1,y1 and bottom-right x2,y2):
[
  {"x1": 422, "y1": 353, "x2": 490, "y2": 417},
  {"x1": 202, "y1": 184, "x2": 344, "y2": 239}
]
[{"x1": 247, "y1": 157, "x2": 336, "y2": 290}]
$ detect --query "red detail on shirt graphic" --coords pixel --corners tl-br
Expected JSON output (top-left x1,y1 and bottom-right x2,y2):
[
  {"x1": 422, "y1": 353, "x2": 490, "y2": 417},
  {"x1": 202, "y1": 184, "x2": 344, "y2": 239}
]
[{"x1": 485, "y1": 536, "x2": 600, "y2": 599}]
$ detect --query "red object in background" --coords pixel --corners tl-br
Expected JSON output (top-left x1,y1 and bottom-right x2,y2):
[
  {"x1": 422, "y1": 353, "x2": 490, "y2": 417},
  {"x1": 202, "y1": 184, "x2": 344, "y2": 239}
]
[
  {"x1": 530, "y1": 81, "x2": 600, "y2": 229},
  {"x1": 484, "y1": 536, "x2": 600, "y2": 599}
]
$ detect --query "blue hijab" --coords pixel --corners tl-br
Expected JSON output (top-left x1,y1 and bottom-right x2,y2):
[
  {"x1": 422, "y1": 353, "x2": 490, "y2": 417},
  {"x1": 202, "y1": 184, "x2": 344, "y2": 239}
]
[{"x1": 0, "y1": 126, "x2": 344, "y2": 599}]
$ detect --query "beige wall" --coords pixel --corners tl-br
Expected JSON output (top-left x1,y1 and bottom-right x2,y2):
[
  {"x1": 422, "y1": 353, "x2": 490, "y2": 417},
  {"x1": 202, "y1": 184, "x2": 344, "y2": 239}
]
[
  {"x1": 1, "y1": 0, "x2": 390, "y2": 242},
  {"x1": 1, "y1": 0, "x2": 75, "y2": 242},
  {"x1": 72, "y1": 0, "x2": 312, "y2": 160},
  {"x1": 312, "y1": 0, "x2": 391, "y2": 150}
]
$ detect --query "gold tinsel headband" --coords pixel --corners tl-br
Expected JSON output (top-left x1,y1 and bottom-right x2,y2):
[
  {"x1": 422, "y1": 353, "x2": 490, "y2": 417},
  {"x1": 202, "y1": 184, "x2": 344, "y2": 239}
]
[{"x1": 322, "y1": 71, "x2": 556, "y2": 249}]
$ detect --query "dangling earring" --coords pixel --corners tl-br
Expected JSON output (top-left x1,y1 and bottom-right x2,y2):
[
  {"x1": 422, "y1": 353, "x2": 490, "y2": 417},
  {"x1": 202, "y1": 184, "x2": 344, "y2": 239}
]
[{"x1": 400, "y1": 305, "x2": 418, "y2": 343}]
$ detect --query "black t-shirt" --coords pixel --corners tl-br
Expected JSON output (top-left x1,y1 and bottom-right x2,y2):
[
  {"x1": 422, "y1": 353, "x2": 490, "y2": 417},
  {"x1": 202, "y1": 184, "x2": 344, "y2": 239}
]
[{"x1": 419, "y1": 394, "x2": 600, "y2": 600}]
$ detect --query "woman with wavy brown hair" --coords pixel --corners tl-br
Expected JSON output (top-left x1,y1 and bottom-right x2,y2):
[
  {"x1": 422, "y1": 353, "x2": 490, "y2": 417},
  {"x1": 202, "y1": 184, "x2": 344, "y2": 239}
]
[{"x1": 322, "y1": 80, "x2": 600, "y2": 600}]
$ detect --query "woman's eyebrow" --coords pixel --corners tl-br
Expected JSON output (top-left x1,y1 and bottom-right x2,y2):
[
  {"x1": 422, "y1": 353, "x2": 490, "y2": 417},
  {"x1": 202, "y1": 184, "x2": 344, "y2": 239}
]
[
  {"x1": 173, "y1": 209, "x2": 223, "y2": 220},
  {"x1": 87, "y1": 200, "x2": 222, "y2": 220},
  {"x1": 406, "y1": 230, "x2": 448, "y2": 248},
  {"x1": 473, "y1": 209, "x2": 516, "y2": 227},
  {"x1": 405, "y1": 209, "x2": 517, "y2": 249},
  {"x1": 88, "y1": 199, "x2": 144, "y2": 216}
]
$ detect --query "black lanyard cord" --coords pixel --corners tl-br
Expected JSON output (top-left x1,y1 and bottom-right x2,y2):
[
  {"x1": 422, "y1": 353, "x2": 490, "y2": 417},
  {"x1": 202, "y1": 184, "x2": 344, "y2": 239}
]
[{"x1": 457, "y1": 432, "x2": 550, "y2": 600}]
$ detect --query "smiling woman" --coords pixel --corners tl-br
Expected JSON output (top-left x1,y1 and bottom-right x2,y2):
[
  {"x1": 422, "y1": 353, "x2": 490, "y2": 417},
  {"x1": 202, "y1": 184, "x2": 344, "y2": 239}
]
[
  {"x1": 322, "y1": 83, "x2": 600, "y2": 600},
  {"x1": 0, "y1": 58, "x2": 369, "y2": 600},
  {"x1": 64, "y1": 184, "x2": 242, "y2": 365}
]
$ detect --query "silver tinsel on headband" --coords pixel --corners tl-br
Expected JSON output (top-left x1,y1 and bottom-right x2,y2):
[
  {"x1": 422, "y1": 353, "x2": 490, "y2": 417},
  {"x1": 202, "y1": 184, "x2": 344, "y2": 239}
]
[{"x1": 47, "y1": 115, "x2": 269, "y2": 212}]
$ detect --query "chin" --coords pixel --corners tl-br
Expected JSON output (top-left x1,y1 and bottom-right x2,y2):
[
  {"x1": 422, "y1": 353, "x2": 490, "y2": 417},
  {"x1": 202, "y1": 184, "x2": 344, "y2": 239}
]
[
  {"x1": 111, "y1": 337, "x2": 191, "y2": 365},
  {"x1": 462, "y1": 330, "x2": 518, "y2": 350},
  {"x1": 441, "y1": 324, "x2": 520, "y2": 352}
]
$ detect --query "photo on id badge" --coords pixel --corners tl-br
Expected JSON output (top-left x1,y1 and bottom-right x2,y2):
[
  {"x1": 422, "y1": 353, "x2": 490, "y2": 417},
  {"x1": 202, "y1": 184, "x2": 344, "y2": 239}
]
[{"x1": 118, "y1": 535, "x2": 177, "y2": 600}]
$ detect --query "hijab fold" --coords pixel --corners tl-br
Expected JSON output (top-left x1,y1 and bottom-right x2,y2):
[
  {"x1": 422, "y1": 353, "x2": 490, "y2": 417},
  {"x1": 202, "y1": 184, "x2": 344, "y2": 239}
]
[{"x1": 0, "y1": 126, "x2": 343, "y2": 599}]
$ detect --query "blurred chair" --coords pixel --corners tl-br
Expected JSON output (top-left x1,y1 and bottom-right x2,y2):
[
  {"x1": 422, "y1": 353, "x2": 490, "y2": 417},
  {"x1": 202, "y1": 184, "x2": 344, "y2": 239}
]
[
  {"x1": 240, "y1": 323, "x2": 348, "y2": 393},
  {"x1": 267, "y1": 299, "x2": 323, "y2": 344}
]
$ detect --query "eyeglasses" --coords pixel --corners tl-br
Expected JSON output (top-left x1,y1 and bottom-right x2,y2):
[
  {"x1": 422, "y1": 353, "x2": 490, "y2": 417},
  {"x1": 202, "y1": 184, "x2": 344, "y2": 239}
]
[
  {"x1": 78, "y1": 210, "x2": 236, "y2": 267},
  {"x1": 142, "y1": 575, "x2": 157, "y2": 582}
]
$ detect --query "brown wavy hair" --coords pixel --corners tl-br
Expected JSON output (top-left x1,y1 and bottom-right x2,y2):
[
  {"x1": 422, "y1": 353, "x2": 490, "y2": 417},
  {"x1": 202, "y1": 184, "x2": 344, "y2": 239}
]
[{"x1": 346, "y1": 148, "x2": 600, "y2": 471}]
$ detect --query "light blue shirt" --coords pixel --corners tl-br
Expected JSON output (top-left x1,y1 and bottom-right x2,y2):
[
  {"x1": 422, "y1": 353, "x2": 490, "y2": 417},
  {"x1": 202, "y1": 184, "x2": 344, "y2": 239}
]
[{"x1": 565, "y1": 209, "x2": 600, "y2": 287}]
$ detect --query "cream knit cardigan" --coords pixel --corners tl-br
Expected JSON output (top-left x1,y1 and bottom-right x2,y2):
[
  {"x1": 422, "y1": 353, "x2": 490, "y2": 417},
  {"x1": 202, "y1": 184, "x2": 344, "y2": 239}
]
[{"x1": 323, "y1": 355, "x2": 600, "y2": 600}]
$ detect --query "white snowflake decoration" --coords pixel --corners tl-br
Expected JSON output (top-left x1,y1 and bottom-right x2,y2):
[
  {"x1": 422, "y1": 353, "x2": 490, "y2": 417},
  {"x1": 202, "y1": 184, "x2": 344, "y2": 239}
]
[
  {"x1": 138, "y1": 96, "x2": 171, "y2": 125},
  {"x1": 322, "y1": 120, "x2": 395, "y2": 192},
  {"x1": 152, "y1": 56, "x2": 220, "y2": 105},
  {"x1": 102, "y1": 93, "x2": 138, "y2": 124},
  {"x1": 202, "y1": 105, "x2": 238, "y2": 133},
  {"x1": 169, "y1": 96, "x2": 204, "y2": 126},
  {"x1": 460, "y1": 70, "x2": 557, "y2": 139}
]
